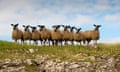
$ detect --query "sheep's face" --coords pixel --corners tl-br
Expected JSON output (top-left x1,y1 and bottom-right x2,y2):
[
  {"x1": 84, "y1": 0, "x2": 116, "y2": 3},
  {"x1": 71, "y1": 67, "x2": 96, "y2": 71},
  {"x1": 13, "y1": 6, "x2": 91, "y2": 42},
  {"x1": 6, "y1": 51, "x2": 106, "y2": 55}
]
[
  {"x1": 23, "y1": 25, "x2": 30, "y2": 31},
  {"x1": 31, "y1": 27, "x2": 36, "y2": 32},
  {"x1": 38, "y1": 25, "x2": 45, "y2": 31},
  {"x1": 93, "y1": 24, "x2": 101, "y2": 30},
  {"x1": 11, "y1": 24, "x2": 19, "y2": 30},
  {"x1": 70, "y1": 26, "x2": 75, "y2": 32}
]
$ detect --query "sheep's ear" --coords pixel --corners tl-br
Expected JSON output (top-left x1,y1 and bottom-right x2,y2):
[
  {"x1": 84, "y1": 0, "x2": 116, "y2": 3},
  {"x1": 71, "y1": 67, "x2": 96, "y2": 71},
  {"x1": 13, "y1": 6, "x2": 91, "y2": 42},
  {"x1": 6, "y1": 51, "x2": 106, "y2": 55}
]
[
  {"x1": 41, "y1": 25, "x2": 45, "y2": 28},
  {"x1": 23, "y1": 25, "x2": 25, "y2": 27},
  {"x1": 15, "y1": 24, "x2": 19, "y2": 27},
  {"x1": 74, "y1": 27, "x2": 77, "y2": 30},
  {"x1": 30, "y1": 26, "x2": 33, "y2": 29},
  {"x1": 79, "y1": 28, "x2": 82, "y2": 30},
  {"x1": 27, "y1": 25, "x2": 30, "y2": 27},
  {"x1": 52, "y1": 25, "x2": 56, "y2": 28},
  {"x1": 67, "y1": 25, "x2": 71, "y2": 28},
  {"x1": 11, "y1": 24, "x2": 14, "y2": 26},
  {"x1": 37, "y1": 25, "x2": 41, "y2": 27},
  {"x1": 93, "y1": 24, "x2": 96, "y2": 27},
  {"x1": 99, "y1": 25, "x2": 101, "y2": 27},
  {"x1": 57, "y1": 25, "x2": 60, "y2": 27},
  {"x1": 61, "y1": 25, "x2": 64, "y2": 27}
]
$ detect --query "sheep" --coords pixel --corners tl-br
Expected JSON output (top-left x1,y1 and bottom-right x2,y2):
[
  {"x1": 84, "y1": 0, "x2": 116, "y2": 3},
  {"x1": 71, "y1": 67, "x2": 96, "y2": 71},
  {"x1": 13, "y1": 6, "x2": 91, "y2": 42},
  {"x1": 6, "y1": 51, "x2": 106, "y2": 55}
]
[
  {"x1": 51, "y1": 25, "x2": 62, "y2": 46},
  {"x1": 74, "y1": 28, "x2": 86, "y2": 45},
  {"x1": 68, "y1": 26, "x2": 76, "y2": 45},
  {"x1": 22, "y1": 25, "x2": 32, "y2": 44},
  {"x1": 11, "y1": 24, "x2": 23, "y2": 43},
  {"x1": 30, "y1": 26, "x2": 41, "y2": 45},
  {"x1": 83, "y1": 24, "x2": 101, "y2": 48},
  {"x1": 38, "y1": 25, "x2": 51, "y2": 46},
  {"x1": 60, "y1": 25, "x2": 70, "y2": 45}
]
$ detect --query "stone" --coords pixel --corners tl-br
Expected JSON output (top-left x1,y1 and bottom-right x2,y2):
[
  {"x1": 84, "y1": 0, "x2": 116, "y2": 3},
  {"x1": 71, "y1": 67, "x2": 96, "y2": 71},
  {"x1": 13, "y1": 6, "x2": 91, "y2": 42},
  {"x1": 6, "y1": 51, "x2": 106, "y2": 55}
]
[{"x1": 29, "y1": 48, "x2": 34, "y2": 53}]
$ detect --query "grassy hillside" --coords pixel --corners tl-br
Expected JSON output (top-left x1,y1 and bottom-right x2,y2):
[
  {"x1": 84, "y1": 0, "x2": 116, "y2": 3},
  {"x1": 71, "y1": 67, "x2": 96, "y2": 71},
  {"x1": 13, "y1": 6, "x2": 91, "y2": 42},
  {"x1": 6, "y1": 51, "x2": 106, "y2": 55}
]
[{"x1": 0, "y1": 40, "x2": 120, "y2": 61}]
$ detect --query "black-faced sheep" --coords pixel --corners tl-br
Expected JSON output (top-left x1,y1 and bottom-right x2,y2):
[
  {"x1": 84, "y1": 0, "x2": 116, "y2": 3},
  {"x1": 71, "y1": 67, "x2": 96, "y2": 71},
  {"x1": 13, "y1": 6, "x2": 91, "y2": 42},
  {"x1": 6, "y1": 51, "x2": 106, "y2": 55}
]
[
  {"x1": 30, "y1": 26, "x2": 41, "y2": 45},
  {"x1": 22, "y1": 25, "x2": 32, "y2": 44},
  {"x1": 83, "y1": 24, "x2": 101, "y2": 48},
  {"x1": 11, "y1": 24, "x2": 23, "y2": 43},
  {"x1": 68, "y1": 26, "x2": 76, "y2": 45},
  {"x1": 38, "y1": 25, "x2": 51, "y2": 46},
  {"x1": 51, "y1": 25, "x2": 62, "y2": 46},
  {"x1": 61, "y1": 25, "x2": 70, "y2": 45}
]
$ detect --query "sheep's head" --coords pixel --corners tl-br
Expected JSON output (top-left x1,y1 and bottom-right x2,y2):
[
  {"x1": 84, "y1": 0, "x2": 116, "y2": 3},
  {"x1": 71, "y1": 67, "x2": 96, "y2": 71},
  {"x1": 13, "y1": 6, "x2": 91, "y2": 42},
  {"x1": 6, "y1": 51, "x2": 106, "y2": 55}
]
[
  {"x1": 76, "y1": 28, "x2": 81, "y2": 33},
  {"x1": 23, "y1": 25, "x2": 30, "y2": 31},
  {"x1": 11, "y1": 24, "x2": 19, "y2": 30},
  {"x1": 52, "y1": 25, "x2": 60, "y2": 32},
  {"x1": 31, "y1": 26, "x2": 37, "y2": 32},
  {"x1": 60, "y1": 25, "x2": 64, "y2": 27},
  {"x1": 93, "y1": 24, "x2": 101, "y2": 30},
  {"x1": 70, "y1": 26, "x2": 75, "y2": 32},
  {"x1": 38, "y1": 25, "x2": 45, "y2": 28},
  {"x1": 67, "y1": 25, "x2": 71, "y2": 28},
  {"x1": 38, "y1": 25, "x2": 45, "y2": 31},
  {"x1": 63, "y1": 25, "x2": 70, "y2": 31}
]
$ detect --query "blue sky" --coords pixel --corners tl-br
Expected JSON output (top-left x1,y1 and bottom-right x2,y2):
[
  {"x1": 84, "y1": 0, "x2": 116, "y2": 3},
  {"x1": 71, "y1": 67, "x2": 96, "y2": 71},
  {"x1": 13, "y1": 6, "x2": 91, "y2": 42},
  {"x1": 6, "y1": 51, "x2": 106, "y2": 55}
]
[{"x1": 0, "y1": 0, "x2": 120, "y2": 43}]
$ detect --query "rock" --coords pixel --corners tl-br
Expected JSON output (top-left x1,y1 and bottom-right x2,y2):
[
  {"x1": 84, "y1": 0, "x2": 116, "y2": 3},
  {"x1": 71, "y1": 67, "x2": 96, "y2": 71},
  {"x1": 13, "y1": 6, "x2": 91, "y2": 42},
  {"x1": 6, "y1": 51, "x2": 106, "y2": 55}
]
[
  {"x1": 25, "y1": 59, "x2": 33, "y2": 65},
  {"x1": 89, "y1": 56, "x2": 96, "y2": 61},
  {"x1": 0, "y1": 55, "x2": 119, "y2": 72},
  {"x1": 29, "y1": 48, "x2": 34, "y2": 53}
]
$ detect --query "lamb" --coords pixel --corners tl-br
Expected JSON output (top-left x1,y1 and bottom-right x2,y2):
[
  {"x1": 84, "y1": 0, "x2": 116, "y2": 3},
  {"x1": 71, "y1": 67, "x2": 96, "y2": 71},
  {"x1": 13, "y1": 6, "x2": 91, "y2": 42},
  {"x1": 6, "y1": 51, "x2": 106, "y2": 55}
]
[
  {"x1": 51, "y1": 25, "x2": 62, "y2": 46},
  {"x1": 30, "y1": 26, "x2": 41, "y2": 45},
  {"x1": 22, "y1": 25, "x2": 32, "y2": 44},
  {"x1": 11, "y1": 24, "x2": 23, "y2": 43},
  {"x1": 38, "y1": 25, "x2": 51, "y2": 46},
  {"x1": 83, "y1": 24, "x2": 101, "y2": 48}
]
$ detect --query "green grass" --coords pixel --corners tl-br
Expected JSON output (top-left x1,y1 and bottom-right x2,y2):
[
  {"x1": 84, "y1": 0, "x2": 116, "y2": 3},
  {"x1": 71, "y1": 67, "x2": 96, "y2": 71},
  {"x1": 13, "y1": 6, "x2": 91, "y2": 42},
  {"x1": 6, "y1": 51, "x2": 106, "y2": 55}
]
[
  {"x1": 0, "y1": 40, "x2": 120, "y2": 72},
  {"x1": 0, "y1": 40, "x2": 120, "y2": 61}
]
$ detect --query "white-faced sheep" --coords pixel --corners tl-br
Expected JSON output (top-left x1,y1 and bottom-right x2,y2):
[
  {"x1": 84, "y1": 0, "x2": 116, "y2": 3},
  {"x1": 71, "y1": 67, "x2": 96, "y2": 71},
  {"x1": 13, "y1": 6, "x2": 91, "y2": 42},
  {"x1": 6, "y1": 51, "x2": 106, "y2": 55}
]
[
  {"x1": 22, "y1": 25, "x2": 32, "y2": 44},
  {"x1": 83, "y1": 24, "x2": 101, "y2": 48},
  {"x1": 30, "y1": 26, "x2": 41, "y2": 45},
  {"x1": 11, "y1": 24, "x2": 23, "y2": 43}
]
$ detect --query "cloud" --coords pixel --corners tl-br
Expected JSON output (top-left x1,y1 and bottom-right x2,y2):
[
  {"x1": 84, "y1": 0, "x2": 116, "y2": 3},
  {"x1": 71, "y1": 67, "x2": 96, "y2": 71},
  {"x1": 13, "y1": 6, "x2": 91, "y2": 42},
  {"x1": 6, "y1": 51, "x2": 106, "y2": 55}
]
[
  {"x1": 104, "y1": 13, "x2": 120, "y2": 21},
  {"x1": 0, "y1": 0, "x2": 120, "y2": 43},
  {"x1": 101, "y1": 37, "x2": 120, "y2": 43}
]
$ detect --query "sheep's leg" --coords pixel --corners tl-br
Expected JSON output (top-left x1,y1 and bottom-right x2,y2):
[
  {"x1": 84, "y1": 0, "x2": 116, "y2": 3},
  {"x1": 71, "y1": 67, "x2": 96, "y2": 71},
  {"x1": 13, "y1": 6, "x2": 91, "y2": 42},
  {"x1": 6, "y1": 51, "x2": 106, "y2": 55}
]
[
  {"x1": 60, "y1": 40, "x2": 63, "y2": 46},
  {"x1": 52, "y1": 40, "x2": 54, "y2": 46},
  {"x1": 55, "y1": 40, "x2": 58, "y2": 46},
  {"x1": 48, "y1": 40, "x2": 51, "y2": 46},
  {"x1": 22, "y1": 40, "x2": 25, "y2": 44},
  {"x1": 33, "y1": 40, "x2": 38, "y2": 45},
  {"x1": 29, "y1": 40, "x2": 31, "y2": 45},
  {"x1": 15, "y1": 39, "x2": 17, "y2": 43},
  {"x1": 79, "y1": 41, "x2": 81, "y2": 45},
  {"x1": 40, "y1": 40, "x2": 43, "y2": 45},
  {"x1": 71, "y1": 40, "x2": 74, "y2": 45},
  {"x1": 64, "y1": 40, "x2": 68, "y2": 45},
  {"x1": 43, "y1": 40, "x2": 46, "y2": 46},
  {"x1": 94, "y1": 40, "x2": 98, "y2": 48},
  {"x1": 87, "y1": 39, "x2": 91, "y2": 45},
  {"x1": 35, "y1": 41, "x2": 38, "y2": 45}
]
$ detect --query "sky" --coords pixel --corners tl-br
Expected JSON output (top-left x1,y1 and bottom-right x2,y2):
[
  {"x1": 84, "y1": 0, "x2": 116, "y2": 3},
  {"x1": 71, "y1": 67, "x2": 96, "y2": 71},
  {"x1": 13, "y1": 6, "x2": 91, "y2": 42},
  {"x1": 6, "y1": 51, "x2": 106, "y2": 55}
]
[{"x1": 0, "y1": 0, "x2": 120, "y2": 43}]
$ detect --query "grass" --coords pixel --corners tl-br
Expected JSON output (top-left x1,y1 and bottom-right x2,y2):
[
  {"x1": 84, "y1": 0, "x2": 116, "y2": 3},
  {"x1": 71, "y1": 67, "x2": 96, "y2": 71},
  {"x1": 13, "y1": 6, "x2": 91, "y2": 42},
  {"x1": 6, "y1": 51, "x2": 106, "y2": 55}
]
[
  {"x1": 0, "y1": 40, "x2": 120, "y2": 72},
  {"x1": 0, "y1": 40, "x2": 120, "y2": 61}
]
